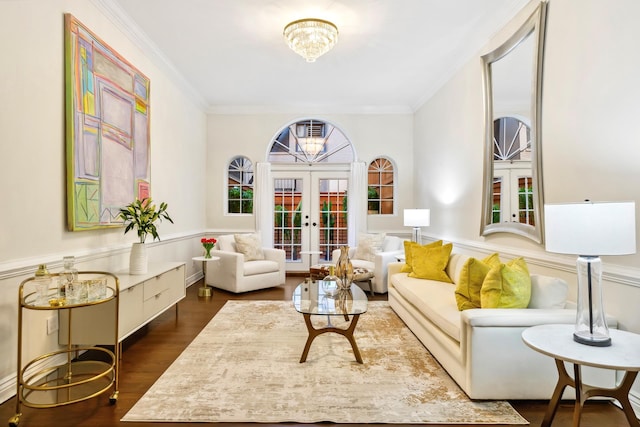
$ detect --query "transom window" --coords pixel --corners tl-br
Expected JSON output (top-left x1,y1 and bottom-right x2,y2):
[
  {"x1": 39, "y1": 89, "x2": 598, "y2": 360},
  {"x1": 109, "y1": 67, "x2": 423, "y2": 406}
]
[
  {"x1": 493, "y1": 116, "x2": 531, "y2": 161},
  {"x1": 227, "y1": 156, "x2": 253, "y2": 214},
  {"x1": 268, "y1": 119, "x2": 355, "y2": 163},
  {"x1": 367, "y1": 157, "x2": 394, "y2": 215}
]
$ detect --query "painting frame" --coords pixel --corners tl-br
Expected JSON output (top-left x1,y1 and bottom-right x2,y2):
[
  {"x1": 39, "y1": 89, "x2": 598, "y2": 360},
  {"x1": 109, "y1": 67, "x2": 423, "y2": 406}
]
[{"x1": 64, "y1": 13, "x2": 151, "y2": 231}]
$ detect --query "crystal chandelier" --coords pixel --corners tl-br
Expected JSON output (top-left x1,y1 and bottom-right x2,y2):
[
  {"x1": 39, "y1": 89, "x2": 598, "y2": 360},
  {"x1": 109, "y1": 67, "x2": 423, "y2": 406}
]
[
  {"x1": 301, "y1": 137, "x2": 324, "y2": 155},
  {"x1": 283, "y1": 18, "x2": 338, "y2": 63}
]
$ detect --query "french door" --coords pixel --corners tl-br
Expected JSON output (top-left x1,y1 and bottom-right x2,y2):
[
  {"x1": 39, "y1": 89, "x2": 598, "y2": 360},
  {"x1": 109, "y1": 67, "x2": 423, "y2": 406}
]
[
  {"x1": 493, "y1": 164, "x2": 534, "y2": 225},
  {"x1": 272, "y1": 168, "x2": 349, "y2": 272}
]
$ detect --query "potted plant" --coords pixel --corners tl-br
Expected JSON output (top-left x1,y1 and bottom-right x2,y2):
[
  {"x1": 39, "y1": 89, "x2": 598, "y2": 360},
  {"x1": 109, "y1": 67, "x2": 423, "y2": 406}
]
[{"x1": 119, "y1": 198, "x2": 173, "y2": 274}]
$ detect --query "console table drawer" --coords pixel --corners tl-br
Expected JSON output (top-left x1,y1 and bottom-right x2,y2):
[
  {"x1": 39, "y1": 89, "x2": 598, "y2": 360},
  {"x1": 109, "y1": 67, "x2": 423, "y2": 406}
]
[
  {"x1": 143, "y1": 287, "x2": 173, "y2": 319},
  {"x1": 143, "y1": 276, "x2": 169, "y2": 301}
]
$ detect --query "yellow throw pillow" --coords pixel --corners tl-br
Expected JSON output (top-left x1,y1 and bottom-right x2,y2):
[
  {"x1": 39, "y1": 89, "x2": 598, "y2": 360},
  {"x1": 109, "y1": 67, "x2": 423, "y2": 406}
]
[
  {"x1": 408, "y1": 242, "x2": 453, "y2": 283},
  {"x1": 454, "y1": 253, "x2": 501, "y2": 311},
  {"x1": 400, "y1": 240, "x2": 442, "y2": 273},
  {"x1": 480, "y1": 257, "x2": 531, "y2": 309}
]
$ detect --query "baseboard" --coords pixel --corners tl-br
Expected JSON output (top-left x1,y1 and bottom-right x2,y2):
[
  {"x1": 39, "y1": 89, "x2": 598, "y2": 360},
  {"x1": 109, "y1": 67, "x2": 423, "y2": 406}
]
[{"x1": 187, "y1": 271, "x2": 203, "y2": 287}]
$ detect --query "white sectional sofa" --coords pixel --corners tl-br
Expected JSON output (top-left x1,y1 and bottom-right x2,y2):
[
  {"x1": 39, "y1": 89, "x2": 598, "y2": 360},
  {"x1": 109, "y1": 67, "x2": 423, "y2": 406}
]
[{"x1": 387, "y1": 253, "x2": 617, "y2": 400}]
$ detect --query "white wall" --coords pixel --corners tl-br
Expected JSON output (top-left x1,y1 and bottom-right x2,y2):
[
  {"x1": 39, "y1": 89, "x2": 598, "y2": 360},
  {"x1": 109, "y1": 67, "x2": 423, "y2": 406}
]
[
  {"x1": 0, "y1": 0, "x2": 207, "y2": 402},
  {"x1": 413, "y1": 0, "x2": 640, "y2": 408},
  {"x1": 206, "y1": 113, "x2": 414, "y2": 234}
]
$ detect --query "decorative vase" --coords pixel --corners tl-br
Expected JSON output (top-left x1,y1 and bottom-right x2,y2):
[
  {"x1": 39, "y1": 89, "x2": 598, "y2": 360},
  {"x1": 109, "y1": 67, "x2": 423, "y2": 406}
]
[
  {"x1": 335, "y1": 288, "x2": 354, "y2": 312},
  {"x1": 335, "y1": 246, "x2": 353, "y2": 290},
  {"x1": 130, "y1": 242, "x2": 148, "y2": 275},
  {"x1": 321, "y1": 265, "x2": 341, "y2": 296},
  {"x1": 204, "y1": 245, "x2": 213, "y2": 259}
]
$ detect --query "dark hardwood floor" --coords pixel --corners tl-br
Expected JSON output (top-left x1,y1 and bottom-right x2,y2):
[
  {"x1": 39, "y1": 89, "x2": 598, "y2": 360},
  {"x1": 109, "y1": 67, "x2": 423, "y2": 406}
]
[{"x1": 1, "y1": 275, "x2": 629, "y2": 426}]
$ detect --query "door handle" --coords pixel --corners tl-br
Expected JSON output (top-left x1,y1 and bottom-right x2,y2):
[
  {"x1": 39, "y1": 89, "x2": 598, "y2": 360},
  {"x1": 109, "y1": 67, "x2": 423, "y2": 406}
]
[
  {"x1": 312, "y1": 222, "x2": 317, "y2": 227},
  {"x1": 304, "y1": 222, "x2": 309, "y2": 227}
]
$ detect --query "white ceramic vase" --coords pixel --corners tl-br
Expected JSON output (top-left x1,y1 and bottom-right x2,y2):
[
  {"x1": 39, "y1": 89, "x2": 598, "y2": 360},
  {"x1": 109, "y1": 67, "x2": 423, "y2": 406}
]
[{"x1": 129, "y1": 242, "x2": 148, "y2": 275}]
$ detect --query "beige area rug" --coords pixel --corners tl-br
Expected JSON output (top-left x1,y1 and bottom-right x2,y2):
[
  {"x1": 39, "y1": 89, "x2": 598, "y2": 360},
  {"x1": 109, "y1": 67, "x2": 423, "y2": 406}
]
[{"x1": 122, "y1": 300, "x2": 528, "y2": 424}]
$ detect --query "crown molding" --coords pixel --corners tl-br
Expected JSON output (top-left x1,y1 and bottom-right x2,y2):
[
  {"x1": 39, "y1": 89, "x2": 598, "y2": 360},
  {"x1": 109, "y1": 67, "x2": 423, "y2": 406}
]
[
  {"x1": 89, "y1": 0, "x2": 208, "y2": 111},
  {"x1": 207, "y1": 104, "x2": 414, "y2": 115}
]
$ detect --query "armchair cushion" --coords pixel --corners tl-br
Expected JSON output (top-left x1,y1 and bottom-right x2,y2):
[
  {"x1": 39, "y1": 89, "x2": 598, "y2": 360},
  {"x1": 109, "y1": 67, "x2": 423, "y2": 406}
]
[
  {"x1": 244, "y1": 260, "x2": 280, "y2": 276},
  {"x1": 234, "y1": 233, "x2": 265, "y2": 261},
  {"x1": 353, "y1": 232, "x2": 386, "y2": 261}
]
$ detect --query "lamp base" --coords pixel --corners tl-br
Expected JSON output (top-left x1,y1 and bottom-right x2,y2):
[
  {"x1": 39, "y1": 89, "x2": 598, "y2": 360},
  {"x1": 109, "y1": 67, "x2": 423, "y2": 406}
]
[
  {"x1": 573, "y1": 255, "x2": 611, "y2": 347},
  {"x1": 573, "y1": 331, "x2": 611, "y2": 347}
]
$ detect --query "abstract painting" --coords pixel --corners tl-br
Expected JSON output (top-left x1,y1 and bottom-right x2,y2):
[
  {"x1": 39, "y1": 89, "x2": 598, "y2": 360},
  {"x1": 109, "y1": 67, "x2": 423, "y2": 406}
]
[{"x1": 65, "y1": 13, "x2": 150, "y2": 231}]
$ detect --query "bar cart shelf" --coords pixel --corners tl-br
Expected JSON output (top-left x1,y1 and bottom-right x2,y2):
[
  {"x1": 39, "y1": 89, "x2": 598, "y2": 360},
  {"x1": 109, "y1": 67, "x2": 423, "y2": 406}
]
[{"x1": 9, "y1": 271, "x2": 119, "y2": 427}]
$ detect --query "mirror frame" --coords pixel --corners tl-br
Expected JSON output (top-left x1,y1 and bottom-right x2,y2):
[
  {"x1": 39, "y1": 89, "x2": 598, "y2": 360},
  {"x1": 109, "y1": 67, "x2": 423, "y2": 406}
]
[{"x1": 480, "y1": 2, "x2": 548, "y2": 243}]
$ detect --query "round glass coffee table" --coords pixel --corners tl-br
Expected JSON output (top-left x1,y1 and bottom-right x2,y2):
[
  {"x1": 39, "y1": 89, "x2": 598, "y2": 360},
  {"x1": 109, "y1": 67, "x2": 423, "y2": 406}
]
[{"x1": 292, "y1": 280, "x2": 368, "y2": 363}]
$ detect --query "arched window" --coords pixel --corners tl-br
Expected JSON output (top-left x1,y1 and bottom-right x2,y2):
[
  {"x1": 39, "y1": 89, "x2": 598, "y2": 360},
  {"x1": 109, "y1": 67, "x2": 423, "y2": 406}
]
[
  {"x1": 227, "y1": 156, "x2": 253, "y2": 214},
  {"x1": 367, "y1": 157, "x2": 395, "y2": 215},
  {"x1": 268, "y1": 119, "x2": 355, "y2": 163}
]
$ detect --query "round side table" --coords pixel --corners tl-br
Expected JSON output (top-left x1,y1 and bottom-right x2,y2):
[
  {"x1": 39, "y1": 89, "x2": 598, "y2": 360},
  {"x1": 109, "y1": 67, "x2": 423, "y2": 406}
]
[
  {"x1": 522, "y1": 324, "x2": 640, "y2": 427},
  {"x1": 192, "y1": 256, "x2": 220, "y2": 297}
]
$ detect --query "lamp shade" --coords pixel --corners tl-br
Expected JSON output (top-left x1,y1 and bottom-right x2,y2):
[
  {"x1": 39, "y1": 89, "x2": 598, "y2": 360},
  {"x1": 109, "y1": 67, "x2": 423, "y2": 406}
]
[
  {"x1": 544, "y1": 201, "x2": 636, "y2": 256},
  {"x1": 404, "y1": 209, "x2": 430, "y2": 227}
]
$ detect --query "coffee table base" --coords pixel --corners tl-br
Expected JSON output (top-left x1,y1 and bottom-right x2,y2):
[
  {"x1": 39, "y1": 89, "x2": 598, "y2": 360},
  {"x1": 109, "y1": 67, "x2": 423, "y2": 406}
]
[{"x1": 299, "y1": 313, "x2": 363, "y2": 364}]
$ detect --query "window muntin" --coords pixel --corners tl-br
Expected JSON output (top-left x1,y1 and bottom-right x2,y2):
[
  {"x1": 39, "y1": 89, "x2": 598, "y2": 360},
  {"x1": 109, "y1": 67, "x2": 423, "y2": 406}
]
[
  {"x1": 268, "y1": 119, "x2": 354, "y2": 163},
  {"x1": 227, "y1": 156, "x2": 254, "y2": 214},
  {"x1": 493, "y1": 116, "x2": 531, "y2": 161}
]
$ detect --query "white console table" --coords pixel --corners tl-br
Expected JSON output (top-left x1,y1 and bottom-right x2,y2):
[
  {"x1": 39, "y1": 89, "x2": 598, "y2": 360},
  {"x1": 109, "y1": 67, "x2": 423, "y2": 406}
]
[{"x1": 59, "y1": 262, "x2": 186, "y2": 345}]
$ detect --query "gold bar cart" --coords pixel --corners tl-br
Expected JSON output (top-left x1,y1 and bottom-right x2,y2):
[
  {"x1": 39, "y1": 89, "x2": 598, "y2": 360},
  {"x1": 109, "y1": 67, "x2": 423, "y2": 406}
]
[{"x1": 9, "y1": 271, "x2": 119, "y2": 427}]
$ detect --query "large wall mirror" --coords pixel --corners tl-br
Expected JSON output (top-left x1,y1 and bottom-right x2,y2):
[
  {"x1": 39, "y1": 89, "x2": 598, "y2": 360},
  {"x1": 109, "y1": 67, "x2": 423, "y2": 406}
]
[{"x1": 480, "y1": 2, "x2": 548, "y2": 243}]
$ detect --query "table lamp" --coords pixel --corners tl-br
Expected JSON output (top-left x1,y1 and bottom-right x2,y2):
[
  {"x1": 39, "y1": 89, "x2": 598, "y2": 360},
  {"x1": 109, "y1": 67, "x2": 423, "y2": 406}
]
[
  {"x1": 404, "y1": 209, "x2": 430, "y2": 243},
  {"x1": 544, "y1": 201, "x2": 636, "y2": 346}
]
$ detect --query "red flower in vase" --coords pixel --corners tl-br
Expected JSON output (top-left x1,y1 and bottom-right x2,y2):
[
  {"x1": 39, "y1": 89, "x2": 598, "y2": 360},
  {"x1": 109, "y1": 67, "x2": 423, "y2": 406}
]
[{"x1": 201, "y1": 237, "x2": 217, "y2": 258}]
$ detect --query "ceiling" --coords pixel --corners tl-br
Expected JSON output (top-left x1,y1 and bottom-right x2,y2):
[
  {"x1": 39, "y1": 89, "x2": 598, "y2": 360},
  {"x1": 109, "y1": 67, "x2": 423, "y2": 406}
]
[{"x1": 103, "y1": 0, "x2": 530, "y2": 113}]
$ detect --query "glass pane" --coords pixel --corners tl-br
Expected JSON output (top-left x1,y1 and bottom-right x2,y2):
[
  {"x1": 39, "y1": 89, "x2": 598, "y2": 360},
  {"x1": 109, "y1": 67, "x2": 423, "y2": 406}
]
[
  {"x1": 318, "y1": 178, "x2": 348, "y2": 262},
  {"x1": 518, "y1": 176, "x2": 534, "y2": 226},
  {"x1": 273, "y1": 178, "x2": 302, "y2": 262},
  {"x1": 492, "y1": 178, "x2": 502, "y2": 224},
  {"x1": 380, "y1": 200, "x2": 393, "y2": 215},
  {"x1": 380, "y1": 172, "x2": 394, "y2": 185}
]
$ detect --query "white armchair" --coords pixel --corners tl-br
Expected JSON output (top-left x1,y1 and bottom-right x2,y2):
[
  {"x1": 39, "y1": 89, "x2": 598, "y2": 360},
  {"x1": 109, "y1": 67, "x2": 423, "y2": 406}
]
[
  {"x1": 331, "y1": 234, "x2": 404, "y2": 294},
  {"x1": 206, "y1": 234, "x2": 286, "y2": 293}
]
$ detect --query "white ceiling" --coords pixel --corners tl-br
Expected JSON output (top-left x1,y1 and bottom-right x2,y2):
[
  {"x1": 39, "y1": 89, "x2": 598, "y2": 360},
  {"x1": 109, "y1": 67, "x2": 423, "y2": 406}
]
[{"x1": 102, "y1": 0, "x2": 530, "y2": 113}]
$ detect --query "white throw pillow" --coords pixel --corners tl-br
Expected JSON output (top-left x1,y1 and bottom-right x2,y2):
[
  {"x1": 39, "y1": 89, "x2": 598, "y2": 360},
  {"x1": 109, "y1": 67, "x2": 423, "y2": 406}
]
[
  {"x1": 353, "y1": 233, "x2": 386, "y2": 262},
  {"x1": 234, "y1": 234, "x2": 265, "y2": 261},
  {"x1": 528, "y1": 274, "x2": 568, "y2": 309}
]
